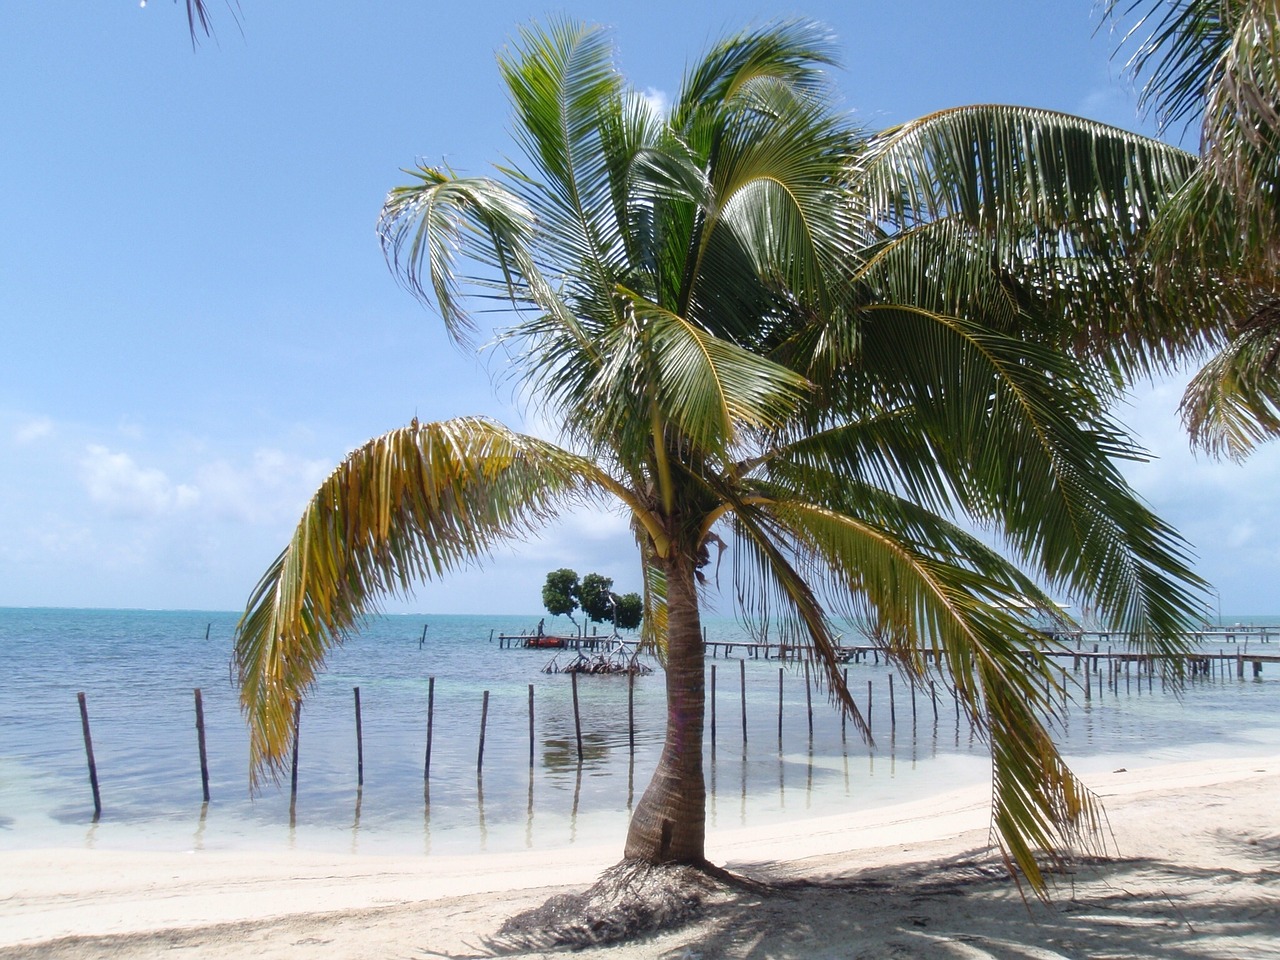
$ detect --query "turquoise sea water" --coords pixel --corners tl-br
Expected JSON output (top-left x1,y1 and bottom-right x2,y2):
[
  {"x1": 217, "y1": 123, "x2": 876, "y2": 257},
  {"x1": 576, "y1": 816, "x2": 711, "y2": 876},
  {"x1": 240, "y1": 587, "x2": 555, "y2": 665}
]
[{"x1": 1, "y1": 608, "x2": 1277, "y2": 858}]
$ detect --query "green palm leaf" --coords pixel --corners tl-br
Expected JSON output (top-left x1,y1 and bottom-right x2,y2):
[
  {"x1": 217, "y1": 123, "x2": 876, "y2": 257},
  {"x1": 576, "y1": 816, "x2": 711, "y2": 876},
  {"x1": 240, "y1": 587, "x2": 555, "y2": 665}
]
[
  {"x1": 735, "y1": 492, "x2": 1098, "y2": 893},
  {"x1": 855, "y1": 104, "x2": 1209, "y2": 374},
  {"x1": 1182, "y1": 304, "x2": 1280, "y2": 457}
]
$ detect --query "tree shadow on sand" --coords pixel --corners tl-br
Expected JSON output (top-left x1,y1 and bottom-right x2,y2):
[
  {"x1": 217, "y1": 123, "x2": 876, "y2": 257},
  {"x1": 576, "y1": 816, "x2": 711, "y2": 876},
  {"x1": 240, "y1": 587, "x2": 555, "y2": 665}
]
[{"x1": 472, "y1": 849, "x2": 1280, "y2": 959}]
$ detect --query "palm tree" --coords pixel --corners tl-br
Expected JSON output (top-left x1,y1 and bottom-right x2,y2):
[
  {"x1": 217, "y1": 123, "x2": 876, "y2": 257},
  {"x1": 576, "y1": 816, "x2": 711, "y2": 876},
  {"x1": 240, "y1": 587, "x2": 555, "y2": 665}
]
[
  {"x1": 235, "y1": 19, "x2": 1208, "y2": 893},
  {"x1": 1106, "y1": 0, "x2": 1280, "y2": 456}
]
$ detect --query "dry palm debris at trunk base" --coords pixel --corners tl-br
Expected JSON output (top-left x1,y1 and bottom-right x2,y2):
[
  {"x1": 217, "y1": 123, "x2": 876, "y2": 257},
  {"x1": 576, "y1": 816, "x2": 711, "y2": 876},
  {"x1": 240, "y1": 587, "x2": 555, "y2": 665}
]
[{"x1": 487, "y1": 860, "x2": 722, "y2": 951}]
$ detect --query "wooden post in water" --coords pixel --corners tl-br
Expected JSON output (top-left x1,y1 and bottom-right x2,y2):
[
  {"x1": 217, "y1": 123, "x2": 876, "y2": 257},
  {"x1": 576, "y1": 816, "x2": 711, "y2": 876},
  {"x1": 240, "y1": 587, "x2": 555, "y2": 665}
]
[
  {"x1": 290, "y1": 699, "x2": 301, "y2": 804},
  {"x1": 841, "y1": 667, "x2": 848, "y2": 742},
  {"x1": 739, "y1": 659, "x2": 747, "y2": 745},
  {"x1": 888, "y1": 674, "x2": 896, "y2": 734},
  {"x1": 424, "y1": 677, "x2": 435, "y2": 782},
  {"x1": 1084, "y1": 662, "x2": 1091, "y2": 700},
  {"x1": 710, "y1": 664, "x2": 717, "y2": 748},
  {"x1": 528, "y1": 684, "x2": 536, "y2": 768},
  {"x1": 194, "y1": 688, "x2": 210, "y2": 802},
  {"x1": 777, "y1": 667, "x2": 784, "y2": 743},
  {"x1": 628, "y1": 669, "x2": 635, "y2": 755},
  {"x1": 77, "y1": 692, "x2": 101, "y2": 817},
  {"x1": 928, "y1": 680, "x2": 938, "y2": 722},
  {"x1": 477, "y1": 690, "x2": 490, "y2": 772},
  {"x1": 353, "y1": 687, "x2": 365, "y2": 787},
  {"x1": 867, "y1": 679, "x2": 873, "y2": 737},
  {"x1": 571, "y1": 672, "x2": 584, "y2": 763},
  {"x1": 803, "y1": 661, "x2": 813, "y2": 738}
]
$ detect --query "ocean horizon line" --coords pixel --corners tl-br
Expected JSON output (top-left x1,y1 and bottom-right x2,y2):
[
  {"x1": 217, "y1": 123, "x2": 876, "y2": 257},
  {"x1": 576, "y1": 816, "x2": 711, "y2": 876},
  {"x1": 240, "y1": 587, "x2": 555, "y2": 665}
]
[{"x1": 2, "y1": 604, "x2": 1278, "y2": 621}]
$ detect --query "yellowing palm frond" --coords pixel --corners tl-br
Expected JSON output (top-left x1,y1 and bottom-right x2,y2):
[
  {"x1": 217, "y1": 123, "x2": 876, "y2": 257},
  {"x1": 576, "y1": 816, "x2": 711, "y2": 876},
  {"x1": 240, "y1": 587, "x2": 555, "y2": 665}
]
[{"x1": 235, "y1": 417, "x2": 616, "y2": 784}]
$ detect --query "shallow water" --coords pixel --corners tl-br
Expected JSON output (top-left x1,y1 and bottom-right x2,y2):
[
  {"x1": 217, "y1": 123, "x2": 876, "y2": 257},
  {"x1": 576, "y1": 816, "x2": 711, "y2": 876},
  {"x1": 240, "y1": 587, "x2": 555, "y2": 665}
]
[{"x1": 0, "y1": 608, "x2": 1276, "y2": 857}]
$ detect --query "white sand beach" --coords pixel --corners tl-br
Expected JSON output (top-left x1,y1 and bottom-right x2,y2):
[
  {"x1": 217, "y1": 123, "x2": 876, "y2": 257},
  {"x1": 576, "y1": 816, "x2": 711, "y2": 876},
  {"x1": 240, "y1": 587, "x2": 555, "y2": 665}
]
[{"x1": 1, "y1": 755, "x2": 1276, "y2": 959}]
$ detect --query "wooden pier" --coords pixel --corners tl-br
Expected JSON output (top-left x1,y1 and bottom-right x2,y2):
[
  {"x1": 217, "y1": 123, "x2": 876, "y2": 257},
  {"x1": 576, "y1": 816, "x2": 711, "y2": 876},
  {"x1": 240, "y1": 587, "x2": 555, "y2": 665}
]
[
  {"x1": 495, "y1": 632, "x2": 620, "y2": 652},
  {"x1": 699, "y1": 626, "x2": 1278, "y2": 677}
]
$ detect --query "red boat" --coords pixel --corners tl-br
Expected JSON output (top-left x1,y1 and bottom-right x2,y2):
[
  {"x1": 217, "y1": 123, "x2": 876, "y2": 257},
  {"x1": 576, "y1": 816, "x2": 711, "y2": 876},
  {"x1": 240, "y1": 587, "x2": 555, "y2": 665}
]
[{"x1": 525, "y1": 635, "x2": 568, "y2": 649}]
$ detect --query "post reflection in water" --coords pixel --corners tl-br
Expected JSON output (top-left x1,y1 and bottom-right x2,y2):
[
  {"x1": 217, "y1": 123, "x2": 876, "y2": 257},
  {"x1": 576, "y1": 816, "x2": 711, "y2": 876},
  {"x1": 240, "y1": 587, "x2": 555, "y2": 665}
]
[
  {"x1": 709, "y1": 742, "x2": 718, "y2": 827},
  {"x1": 194, "y1": 801, "x2": 208, "y2": 850},
  {"x1": 806, "y1": 744, "x2": 814, "y2": 809},
  {"x1": 777, "y1": 747, "x2": 786, "y2": 809},
  {"x1": 570, "y1": 763, "x2": 582, "y2": 844},
  {"x1": 525, "y1": 768, "x2": 534, "y2": 849},
  {"x1": 423, "y1": 783, "x2": 431, "y2": 856},
  {"x1": 351, "y1": 788, "x2": 362, "y2": 853},
  {"x1": 476, "y1": 773, "x2": 487, "y2": 849}
]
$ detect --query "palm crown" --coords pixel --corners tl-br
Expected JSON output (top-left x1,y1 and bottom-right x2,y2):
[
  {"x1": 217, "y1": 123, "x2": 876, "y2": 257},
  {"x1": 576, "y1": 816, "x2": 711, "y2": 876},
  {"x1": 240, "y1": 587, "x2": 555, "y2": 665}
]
[
  {"x1": 237, "y1": 18, "x2": 1209, "y2": 892},
  {"x1": 1107, "y1": 0, "x2": 1280, "y2": 455}
]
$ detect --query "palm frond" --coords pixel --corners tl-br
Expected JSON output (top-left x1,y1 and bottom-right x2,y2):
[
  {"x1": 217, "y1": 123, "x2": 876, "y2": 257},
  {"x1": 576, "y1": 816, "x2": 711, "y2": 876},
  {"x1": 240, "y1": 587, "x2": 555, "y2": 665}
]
[
  {"x1": 234, "y1": 417, "x2": 615, "y2": 786},
  {"x1": 753, "y1": 495, "x2": 1099, "y2": 893},
  {"x1": 498, "y1": 19, "x2": 633, "y2": 310},
  {"x1": 837, "y1": 303, "x2": 1209, "y2": 644},
  {"x1": 180, "y1": 0, "x2": 241, "y2": 47},
  {"x1": 606, "y1": 288, "x2": 813, "y2": 456},
  {"x1": 672, "y1": 19, "x2": 839, "y2": 140},
  {"x1": 855, "y1": 104, "x2": 1209, "y2": 374},
  {"x1": 721, "y1": 499, "x2": 870, "y2": 739},
  {"x1": 379, "y1": 169, "x2": 540, "y2": 345},
  {"x1": 1182, "y1": 299, "x2": 1280, "y2": 457}
]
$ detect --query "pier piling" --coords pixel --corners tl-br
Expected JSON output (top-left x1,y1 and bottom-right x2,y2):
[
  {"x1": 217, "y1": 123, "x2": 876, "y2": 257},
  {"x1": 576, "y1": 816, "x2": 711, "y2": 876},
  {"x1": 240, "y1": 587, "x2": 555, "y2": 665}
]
[
  {"x1": 477, "y1": 690, "x2": 490, "y2": 772},
  {"x1": 804, "y1": 661, "x2": 814, "y2": 739},
  {"x1": 77, "y1": 692, "x2": 101, "y2": 818},
  {"x1": 194, "y1": 688, "x2": 210, "y2": 802},
  {"x1": 571, "y1": 672, "x2": 583, "y2": 763},
  {"x1": 354, "y1": 687, "x2": 364, "y2": 787},
  {"x1": 888, "y1": 674, "x2": 896, "y2": 734},
  {"x1": 290, "y1": 700, "x2": 301, "y2": 805},
  {"x1": 424, "y1": 677, "x2": 435, "y2": 782},
  {"x1": 777, "y1": 668, "x2": 784, "y2": 745},
  {"x1": 710, "y1": 664, "x2": 717, "y2": 749}
]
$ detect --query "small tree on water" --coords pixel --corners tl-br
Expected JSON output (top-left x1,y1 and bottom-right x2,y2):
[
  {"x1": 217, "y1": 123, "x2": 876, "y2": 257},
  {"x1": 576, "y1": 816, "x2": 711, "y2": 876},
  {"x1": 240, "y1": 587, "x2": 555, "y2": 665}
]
[
  {"x1": 542, "y1": 568, "x2": 642, "y2": 634},
  {"x1": 541, "y1": 568, "x2": 581, "y2": 631}
]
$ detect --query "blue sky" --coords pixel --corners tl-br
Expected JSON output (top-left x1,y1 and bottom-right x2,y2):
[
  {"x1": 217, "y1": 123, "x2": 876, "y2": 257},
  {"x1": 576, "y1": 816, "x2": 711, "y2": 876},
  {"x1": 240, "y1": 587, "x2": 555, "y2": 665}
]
[{"x1": 2, "y1": 1, "x2": 1277, "y2": 616}]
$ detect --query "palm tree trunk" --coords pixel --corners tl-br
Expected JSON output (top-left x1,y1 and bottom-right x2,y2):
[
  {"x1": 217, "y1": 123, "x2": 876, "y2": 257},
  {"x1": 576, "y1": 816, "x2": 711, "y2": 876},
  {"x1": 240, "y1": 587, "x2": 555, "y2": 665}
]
[{"x1": 623, "y1": 550, "x2": 707, "y2": 864}]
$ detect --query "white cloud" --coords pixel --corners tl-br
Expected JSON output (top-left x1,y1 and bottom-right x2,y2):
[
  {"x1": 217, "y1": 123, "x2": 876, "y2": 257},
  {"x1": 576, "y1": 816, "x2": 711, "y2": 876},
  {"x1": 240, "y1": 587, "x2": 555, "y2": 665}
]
[
  {"x1": 80, "y1": 444, "x2": 200, "y2": 517},
  {"x1": 1117, "y1": 373, "x2": 1280, "y2": 613},
  {"x1": 13, "y1": 416, "x2": 54, "y2": 444},
  {"x1": 195, "y1": 447, "x2": 331, "y2": 524},
  {"x1": 640, "y1": 86, "x2": 670, "y2": 120}
]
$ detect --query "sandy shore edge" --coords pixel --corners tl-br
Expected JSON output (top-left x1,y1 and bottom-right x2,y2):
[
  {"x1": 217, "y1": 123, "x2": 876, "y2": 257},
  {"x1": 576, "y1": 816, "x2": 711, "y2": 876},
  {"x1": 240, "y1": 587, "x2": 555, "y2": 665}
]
[{"x1": 2, "y1": 754, "x2": 1277, "y2": 958}]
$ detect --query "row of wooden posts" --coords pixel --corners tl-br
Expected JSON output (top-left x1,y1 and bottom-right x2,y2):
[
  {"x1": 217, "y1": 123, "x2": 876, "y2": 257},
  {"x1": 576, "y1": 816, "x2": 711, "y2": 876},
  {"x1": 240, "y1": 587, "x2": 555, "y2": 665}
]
[{"x1": 72, "y1": 643, "x2": 1262, "y2": 815}]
